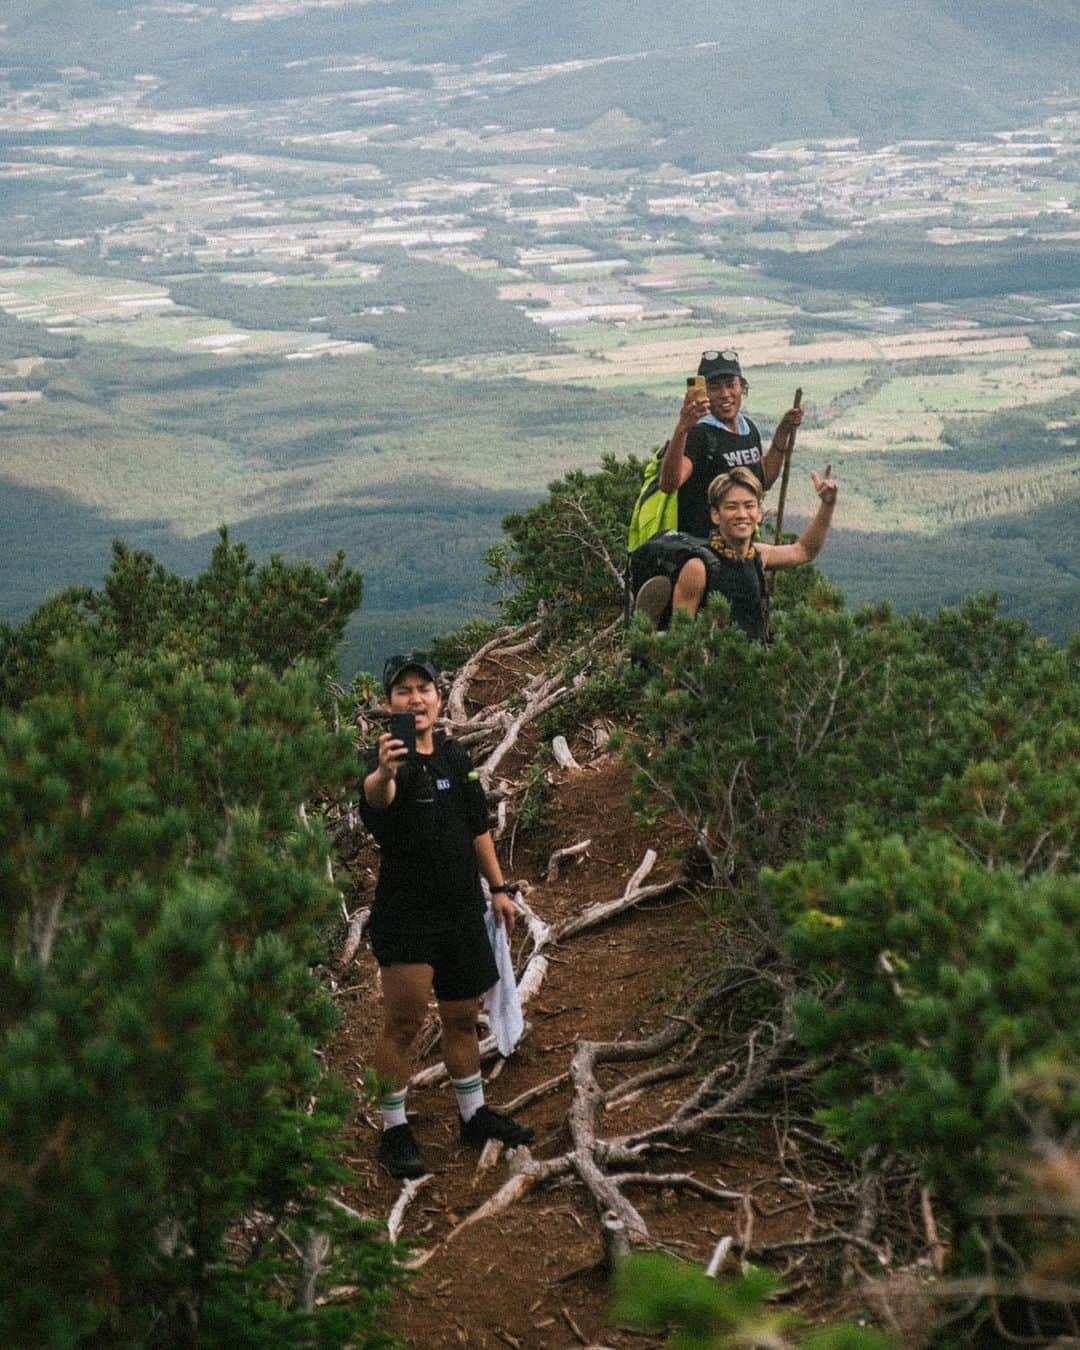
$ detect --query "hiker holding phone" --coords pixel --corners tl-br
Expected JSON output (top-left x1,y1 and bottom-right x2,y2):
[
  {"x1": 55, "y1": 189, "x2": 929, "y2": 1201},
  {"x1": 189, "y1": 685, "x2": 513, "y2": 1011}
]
[
  {"x1": 361, "y1": 654, "x2": 533, "y2": 1179},
  {"x1": 661, "y1": 349, "x2": 803, "y2": 534}
]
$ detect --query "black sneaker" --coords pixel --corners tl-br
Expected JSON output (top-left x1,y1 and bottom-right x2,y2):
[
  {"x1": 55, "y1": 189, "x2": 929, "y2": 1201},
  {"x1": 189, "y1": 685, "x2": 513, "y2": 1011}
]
[
  {"x1": 377, "y1": 1123, "x2": 426, "y2": 1179},
  {"x1": 459, "y1": 1105, "x2": 534, "y2": 1148}
]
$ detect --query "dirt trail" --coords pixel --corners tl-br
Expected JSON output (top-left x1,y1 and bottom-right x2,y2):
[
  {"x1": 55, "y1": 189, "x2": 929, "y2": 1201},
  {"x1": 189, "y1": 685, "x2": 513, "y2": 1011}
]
[{"x1": 327, "y1": 656, "x2": 858, "y2": 1348}]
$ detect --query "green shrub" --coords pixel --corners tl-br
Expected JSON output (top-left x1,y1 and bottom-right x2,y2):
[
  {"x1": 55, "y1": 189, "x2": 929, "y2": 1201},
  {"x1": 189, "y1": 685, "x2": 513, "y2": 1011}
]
[
  {"x1": 493, "y1": 454, "x2": 642, "y2": 638},
  {"x1": 0, "y1": 544, "x2": 401, "y2": 1345},
  {"x1": 612, "y1": 1252, "x2": 892, "y2": 1349}
]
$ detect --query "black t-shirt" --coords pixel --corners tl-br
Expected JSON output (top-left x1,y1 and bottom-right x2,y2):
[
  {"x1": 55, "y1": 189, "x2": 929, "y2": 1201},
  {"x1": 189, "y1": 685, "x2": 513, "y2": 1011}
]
[
  {"x1": 677, "y1": 418, "x2": 764, "y2": 538},
  {"x1": 704, "y1": 547, "x2": 771, "y2": 644},
  {"x1": 360, "y1": 735, "x2": 490, "y2": 931}
]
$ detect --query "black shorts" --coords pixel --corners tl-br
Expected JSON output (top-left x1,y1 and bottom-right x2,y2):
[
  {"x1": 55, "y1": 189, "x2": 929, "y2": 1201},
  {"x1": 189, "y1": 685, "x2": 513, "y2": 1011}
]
[{"x1": 369, "y1": 909, "x2": 499, "y2": 1003}]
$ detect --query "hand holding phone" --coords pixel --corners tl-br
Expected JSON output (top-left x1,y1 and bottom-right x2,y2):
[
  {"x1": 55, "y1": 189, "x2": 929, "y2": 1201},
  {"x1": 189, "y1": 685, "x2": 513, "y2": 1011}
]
[
  {"x1": 388, "y1": 711, "x2": 417, "y2": 757},
  {"x1": 681, "y1": 374, "x2": 708, "y2": 427}
]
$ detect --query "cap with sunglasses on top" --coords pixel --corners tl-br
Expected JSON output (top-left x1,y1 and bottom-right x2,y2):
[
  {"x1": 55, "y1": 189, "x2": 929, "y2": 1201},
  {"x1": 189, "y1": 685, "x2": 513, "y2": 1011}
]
[
  {"x1": 697, "y1": 348, "x2": 742, "y2": 381},
  {"x1": 382, "y1": 653, "x2": 439, "y2": 696}
]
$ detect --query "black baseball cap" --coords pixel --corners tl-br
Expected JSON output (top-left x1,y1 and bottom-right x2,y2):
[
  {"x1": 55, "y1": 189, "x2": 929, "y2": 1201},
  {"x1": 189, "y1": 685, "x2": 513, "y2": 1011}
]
[
  {"x1": 382, "y1": 653, "x2": 439, "y2": 696},
  {"x1": 697, "y1": 348, "x2": 742, "y2": 381}
]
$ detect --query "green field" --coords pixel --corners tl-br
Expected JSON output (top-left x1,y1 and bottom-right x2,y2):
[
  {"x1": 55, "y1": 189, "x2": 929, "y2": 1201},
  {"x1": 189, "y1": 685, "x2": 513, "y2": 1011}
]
[{"x1": 1, "y1": 30, "x2": 1077, "y2": 670}]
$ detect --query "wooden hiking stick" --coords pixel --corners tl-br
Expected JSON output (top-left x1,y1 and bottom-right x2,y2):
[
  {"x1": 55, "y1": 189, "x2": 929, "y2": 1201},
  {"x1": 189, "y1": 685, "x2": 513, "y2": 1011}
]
[{"x1": 771, "y1": 386, "x2": 803, "y2": 545}]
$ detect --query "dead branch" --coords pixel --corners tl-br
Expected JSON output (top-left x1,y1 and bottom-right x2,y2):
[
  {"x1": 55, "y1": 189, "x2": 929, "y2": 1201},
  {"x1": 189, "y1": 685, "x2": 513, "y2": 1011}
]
[
  {"x1": 623, "y1": 849, "x2": 658, "y2": 894},
  {"x1": 921, "y1": 1185, "x2": 946, "y2": 1274},
  {"x1": 616, "y1": 1023, "x2": 797, "y2": 1151},
  {"x1": 608, "y1": 1171, "x2": 745, "y2": 1205},
  {"x1": 601, "y1": 1211, "x2": 630, "y2": 1272},
  {"x1": 551, "y1": 735, "x2": 581, "y2": 771},
  {"x1": 474, "y1": 1138, "x2": 505, "y2": 1183},
  {"x1": 446, "y1": 622, "x2": 541, "y2": 724},
  {"x1": 298, "y1": 1230, "x2": 331, "y2": 1314},
  {"x1": 480, "y1": 682, "x2": 574, "y2": 786},
  {"x1": 551, "y1": 877, "x2": 677, "y2": 943},
  {"x1": 843, "y1": 1150, "x2": 887, "y2": 1285},
  {"x1": 327, "y1": 1195, "x2": 369, "y2": 1226},
  {"x1": 547, "y1": 839, "x2": 592, "y2": 883},
  {"x1": 605, "y1": 1059, "x2": 696, "y2": 1109},
  {"x1": 407, "y1": 1152, "x2": 571, "y2": 1269},
  {"x1": 500, "y1": 1072, "x2": 571, "y2": 1115},
  {"x1": 386, "y1": 1173, "x2": 434, "y2": 1245},
  {"x1": 558, "y1": 495, "x2": 627, "y2": 592},
  {"x1": 706, "y1": 1235, "x2": 734, "y2": 1277},
  {"x1": 336, "y1": 906, "x2": 369, "y2": 971},
  {"x1": 560, "y1": 1007, "x2": 720, "y2": 1242}
]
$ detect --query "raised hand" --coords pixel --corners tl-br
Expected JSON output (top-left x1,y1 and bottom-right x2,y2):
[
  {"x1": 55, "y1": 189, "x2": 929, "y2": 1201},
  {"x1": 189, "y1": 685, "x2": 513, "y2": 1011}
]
[
  {"x1": 678, "y1": 382, "x2": 708, "y2": 428},
  {"x1": 810, "y1": 464, "x2": 838, "y2": 505},
  {"x1": 376, "y1": 730, "x2": 408, "y2": 779}
]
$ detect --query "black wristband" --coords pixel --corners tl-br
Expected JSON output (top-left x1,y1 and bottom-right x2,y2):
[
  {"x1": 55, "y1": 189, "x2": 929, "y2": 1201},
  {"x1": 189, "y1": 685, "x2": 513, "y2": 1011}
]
[{"x1": 489, "y1": 882, "x2": 513, "y2": 895}]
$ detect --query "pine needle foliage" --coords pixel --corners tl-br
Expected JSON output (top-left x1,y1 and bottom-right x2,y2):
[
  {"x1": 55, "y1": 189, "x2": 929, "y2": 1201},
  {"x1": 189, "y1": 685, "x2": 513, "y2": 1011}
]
[
  {"x1": 0, "y1": 540, "x2": 400, "y2": 1347},
  {"x1": 624, "y1": 587, "x2": 1078, "y2": 1338},
  {"x1": 489, "y1": 454, "x2": 642, "y2": 636},
  {"x1": 613, "y1": 1252, "x2": 891, "y2": 1349}
]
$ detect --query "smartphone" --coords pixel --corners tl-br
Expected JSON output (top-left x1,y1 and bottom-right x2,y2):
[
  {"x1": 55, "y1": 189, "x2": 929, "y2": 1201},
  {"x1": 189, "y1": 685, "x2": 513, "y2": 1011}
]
[
  {"x1": 388, "y1": 711, "x2": 417, "y2": 757},
  {"x1": 686, "y1": 375, "x2": 706, "y2": 390}
]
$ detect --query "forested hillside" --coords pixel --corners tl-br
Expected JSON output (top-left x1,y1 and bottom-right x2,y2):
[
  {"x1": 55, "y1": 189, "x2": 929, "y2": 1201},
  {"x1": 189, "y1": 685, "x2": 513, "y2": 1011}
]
[
  {"x1": 2, "y1": 460, "x2": 1075, "y2": 1345},
  {"x1": 5, "y1": 0, "x2": 1078, "y2": 159}
]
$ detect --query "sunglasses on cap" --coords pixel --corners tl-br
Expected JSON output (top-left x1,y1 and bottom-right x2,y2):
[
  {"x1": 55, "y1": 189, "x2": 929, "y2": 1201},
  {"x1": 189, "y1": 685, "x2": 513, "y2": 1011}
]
[{"x1": 701, "y1": 349, "x2": 738, "y2": 362}]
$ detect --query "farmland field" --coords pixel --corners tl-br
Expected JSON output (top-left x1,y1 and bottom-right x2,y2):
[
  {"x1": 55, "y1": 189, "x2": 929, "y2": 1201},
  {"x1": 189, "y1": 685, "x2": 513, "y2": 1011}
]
[{"x1": 0, "y1": 22, "x2": 1077, "y2": 668}]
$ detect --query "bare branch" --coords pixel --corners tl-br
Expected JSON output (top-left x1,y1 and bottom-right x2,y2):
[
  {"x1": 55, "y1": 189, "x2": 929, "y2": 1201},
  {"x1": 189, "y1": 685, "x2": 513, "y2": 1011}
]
[{"x1": 547, "y1": 839, "x2": 592, "y2": 883}]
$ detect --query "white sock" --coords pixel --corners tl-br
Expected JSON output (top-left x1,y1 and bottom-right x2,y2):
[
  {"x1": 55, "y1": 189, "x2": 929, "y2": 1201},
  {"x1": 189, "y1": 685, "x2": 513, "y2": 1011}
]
[
  {"x1": 451, "y1": 1073, "x2": 485, "y2": 1123},
  {"x1": 380, "y1": 1088, "x2": 407, "y2": 1130}
]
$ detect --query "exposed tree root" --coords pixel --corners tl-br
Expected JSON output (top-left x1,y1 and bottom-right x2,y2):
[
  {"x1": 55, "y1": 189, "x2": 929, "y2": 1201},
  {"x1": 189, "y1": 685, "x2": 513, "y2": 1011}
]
[
  {"x1": 334, "y1": 906, "x2": 369, "y2": 973},
  {"x1": 546, "y1": 839, "x2": 592, "y2": 883},
  {"x1": 347, "y1": 634, "x2": 920, "y2": 1300},
  {"x1": 446, "y1": 621, "x2": 541, "y2": 724},
  {"x1": 386, "y1": 1174, "x2": 434, "y2": 1245}
]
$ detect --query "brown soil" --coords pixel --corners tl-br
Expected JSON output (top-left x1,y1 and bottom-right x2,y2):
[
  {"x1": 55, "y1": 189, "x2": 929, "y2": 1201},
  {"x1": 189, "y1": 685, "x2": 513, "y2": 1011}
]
[{"x1": 327, "y1": 651, "x2": 871, "y2": 1349}]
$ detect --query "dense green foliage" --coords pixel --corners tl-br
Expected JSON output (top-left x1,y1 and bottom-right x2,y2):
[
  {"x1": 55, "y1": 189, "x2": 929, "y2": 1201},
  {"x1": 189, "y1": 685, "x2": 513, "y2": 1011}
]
[
  {"x1": 487, "y1": 454, "x2": 643, "y2": 634},
  {"x1": 0, "y1": 540, "x2": 402, "y2": 1346},
  {"x1": 620, "y1": 593, "x2": 1077, "y2": 1340},
  {"x1": 775, "y1": 834, "x2": 1077, "y2": 1219},
  {"x1": 613, "y1": 1254, "x2": 891, "y2": 1349},
  {"x1": 0, "y1": 530, "x2": 362, "y2": 708}
]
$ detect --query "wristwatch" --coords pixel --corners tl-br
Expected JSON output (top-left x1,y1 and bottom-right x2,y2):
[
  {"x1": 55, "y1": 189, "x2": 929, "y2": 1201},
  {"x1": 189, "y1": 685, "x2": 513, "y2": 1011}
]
[{"x1": 489, "y1": 882, "x2": 514, "y2": 895}]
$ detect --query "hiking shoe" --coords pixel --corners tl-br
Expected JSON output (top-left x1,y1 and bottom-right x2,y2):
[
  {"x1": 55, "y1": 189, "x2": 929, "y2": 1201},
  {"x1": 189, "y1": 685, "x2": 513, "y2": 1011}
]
[
  {"x1": 377, "y1": 1123, "x2": 426, "y2": 1179},
  {"x1": 459, "y1": 1105, "x2": 534, "y2": 1149},
  {"x1": 634, "y1": 575, "x2": 672, "y2": 629}
]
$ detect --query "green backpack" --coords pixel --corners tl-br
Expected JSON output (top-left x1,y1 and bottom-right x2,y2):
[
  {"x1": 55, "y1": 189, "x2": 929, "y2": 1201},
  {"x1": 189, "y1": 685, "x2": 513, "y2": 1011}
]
[{"x1": 626, "y1": 442, "x2": 679, "y2": 553}]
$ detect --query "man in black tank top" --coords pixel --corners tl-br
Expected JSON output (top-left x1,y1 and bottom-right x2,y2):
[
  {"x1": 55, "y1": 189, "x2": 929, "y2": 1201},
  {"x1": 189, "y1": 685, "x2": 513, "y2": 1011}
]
[{"x1": 675, "y1": 465, "x2": 839, "y2": 640}]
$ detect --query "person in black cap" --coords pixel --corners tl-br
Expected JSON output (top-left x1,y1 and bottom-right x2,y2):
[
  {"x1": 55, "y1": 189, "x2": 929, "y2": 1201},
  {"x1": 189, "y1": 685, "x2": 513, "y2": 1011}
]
[
  {"x1": 663, "y1": 348, "x2": 802, "y2": 532},
  {"x1": 360, "y1": 654, "x2": 533, "y2": 1179},
  {"x1": 632, "y1": 348, "x2": 804, "y2": 624}
]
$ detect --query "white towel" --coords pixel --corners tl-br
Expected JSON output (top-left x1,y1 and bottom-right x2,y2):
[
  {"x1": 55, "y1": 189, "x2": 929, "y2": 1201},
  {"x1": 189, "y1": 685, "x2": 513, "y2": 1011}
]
[{"x1": 483, "y1": 903, "x2": 524, "y2": 1057}]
